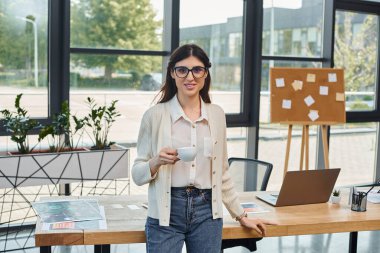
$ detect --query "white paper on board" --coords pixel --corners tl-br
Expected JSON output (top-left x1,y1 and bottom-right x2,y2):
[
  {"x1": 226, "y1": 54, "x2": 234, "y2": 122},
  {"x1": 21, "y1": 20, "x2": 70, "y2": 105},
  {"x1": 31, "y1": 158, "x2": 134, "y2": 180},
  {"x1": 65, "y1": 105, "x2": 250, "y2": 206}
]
[
  {"x1": 304, "y1": 95, "x2": 315, "y2": 107},
  {"x1": 306, "y1": 73, "x2": 316, "y2": 83},
  {"x1": 336, "y1": 92, "x2": 345, "y2": 101},
  {"x1": 328, "y1": 73, "x2": 337, "y2": 82},
  {"x1": 291, "y1": 80, "x2": 303, "y2": 91},
  {"x1": 308, "y1": 110, "x2": 319, "y2": 121},
  {"x1": 276, "y1": 78, "x2": 285, "y2": 87},
  {"x1": 320, "y1": 86, "x2": 329, "y2": 95},
  {"x1": 282, "y1": 99, "x2": 291, "y2": 109}
]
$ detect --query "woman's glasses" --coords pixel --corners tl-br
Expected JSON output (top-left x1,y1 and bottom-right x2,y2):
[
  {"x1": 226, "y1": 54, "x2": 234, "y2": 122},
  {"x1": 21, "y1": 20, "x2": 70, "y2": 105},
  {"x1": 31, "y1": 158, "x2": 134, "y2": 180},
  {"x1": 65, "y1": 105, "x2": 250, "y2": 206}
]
[{"x1": 173, "y1": 66, "x2": 208, "y2": 79}]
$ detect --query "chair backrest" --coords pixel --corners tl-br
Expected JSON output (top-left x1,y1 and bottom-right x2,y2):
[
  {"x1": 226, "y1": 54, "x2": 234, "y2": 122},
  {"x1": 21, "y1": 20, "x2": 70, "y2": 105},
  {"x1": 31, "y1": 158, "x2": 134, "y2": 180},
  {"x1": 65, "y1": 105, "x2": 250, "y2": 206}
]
[{"x1": 228, "y1": 157, "x2": 273, "y2": 191}]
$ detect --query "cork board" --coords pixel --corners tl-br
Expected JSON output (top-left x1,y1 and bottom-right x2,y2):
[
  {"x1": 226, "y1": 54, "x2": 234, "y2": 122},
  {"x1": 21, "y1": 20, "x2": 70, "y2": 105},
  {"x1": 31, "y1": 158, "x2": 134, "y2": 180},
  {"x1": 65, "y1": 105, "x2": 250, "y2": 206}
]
[{"x1": 270, "y1": 68, "x2": 346, "y2": 125}]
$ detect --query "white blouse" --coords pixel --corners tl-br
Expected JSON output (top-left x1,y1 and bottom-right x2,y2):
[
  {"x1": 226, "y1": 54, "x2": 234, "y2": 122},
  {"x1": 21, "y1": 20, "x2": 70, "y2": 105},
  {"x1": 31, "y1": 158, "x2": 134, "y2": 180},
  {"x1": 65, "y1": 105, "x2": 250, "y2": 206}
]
[{"x1": 169, "y1": 96, "x2": 212, "y2": 189}]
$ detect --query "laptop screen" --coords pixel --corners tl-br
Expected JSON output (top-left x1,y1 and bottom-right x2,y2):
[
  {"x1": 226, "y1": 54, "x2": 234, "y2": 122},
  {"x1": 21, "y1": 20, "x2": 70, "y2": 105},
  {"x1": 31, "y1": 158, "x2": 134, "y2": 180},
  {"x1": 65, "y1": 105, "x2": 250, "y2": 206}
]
[
  {"x1": 276, "y1": 168, "x2": 340, "y2": 206},
  {"x1": 257, "y1": 168, "x2": 340, "y2": 207}
]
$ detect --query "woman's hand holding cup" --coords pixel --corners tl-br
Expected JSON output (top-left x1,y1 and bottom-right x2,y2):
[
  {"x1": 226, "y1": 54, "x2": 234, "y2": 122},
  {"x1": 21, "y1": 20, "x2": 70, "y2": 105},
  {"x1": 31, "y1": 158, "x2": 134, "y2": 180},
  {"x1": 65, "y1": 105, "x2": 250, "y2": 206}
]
[{"x1": 149, "y1": 147, "x2": 179, "y2": 176}]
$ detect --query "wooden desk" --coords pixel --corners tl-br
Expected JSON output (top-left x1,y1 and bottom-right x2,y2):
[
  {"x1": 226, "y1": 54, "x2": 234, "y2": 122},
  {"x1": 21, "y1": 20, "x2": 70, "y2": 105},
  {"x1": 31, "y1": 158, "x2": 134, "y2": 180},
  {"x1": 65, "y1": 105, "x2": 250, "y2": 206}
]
[{"x1": 35, "y1": 192, "x2": 380, "y2": 253}]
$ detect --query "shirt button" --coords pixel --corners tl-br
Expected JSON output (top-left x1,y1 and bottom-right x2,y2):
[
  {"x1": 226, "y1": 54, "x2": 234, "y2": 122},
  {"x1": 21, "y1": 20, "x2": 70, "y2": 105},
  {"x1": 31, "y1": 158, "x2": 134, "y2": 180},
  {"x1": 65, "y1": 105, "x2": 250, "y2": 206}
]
[
  {"x1": 213, "y1": 171, "x2": 216, "y2": 174},
  {"x1": 214, "y1": 141, "x2": 217, "y2": 144},
  {"x1": 213, "y1": 185, "x2": 216, "y2": 188},
  {"x1": 213, "y1": 199, "x2": 216, "y2": 202},
  {"x1": 214, "y1": 212, "x2": 218, "y2": 215},
  {"x1": 192, "y1": 164, "x2": 195, "y2": 167},
  {"x1": 213, "y1": 157, "x2": 216, "y2": 160},
  {"x1": 192, "y1": 144, "x2": 195, "y2": 147},
  {"x1": 192, "y1": 124, "x2": 195, "y2": 128}
]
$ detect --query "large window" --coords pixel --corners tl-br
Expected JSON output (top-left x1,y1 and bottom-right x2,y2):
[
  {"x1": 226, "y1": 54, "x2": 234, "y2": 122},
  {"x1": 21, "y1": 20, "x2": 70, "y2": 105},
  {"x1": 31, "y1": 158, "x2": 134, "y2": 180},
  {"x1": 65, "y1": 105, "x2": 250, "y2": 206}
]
[
  {"x1": 179, "y1": 0, "x2": 244, "y2": 114},
  {"x1": 329, "y1": 123, "x2": 377, "y2": 186},
  {"x1": 330, "y1": 6, "x2": 380, "y2": 185},
  {"x1": 258, "y1": 0, "x2": 324, "y2": 189},
  {"x1": 262, "y1": 0, "x2": 323, "y2": 57},
  {"x1": 0, "y1": 0, "x2": 48, "y2": 117},
  {"x1": 71, "y1": 0, "x2": 163, "y2": 50},
  {"x1": 335, "y1": 11, "x2": 378, "y2": 112},
  {"x1": 69, "y1": 0, "x2": 165, "y2": 146},
  {"x1": 1, "y1": 0, "x2": 380, "y2": 188}
]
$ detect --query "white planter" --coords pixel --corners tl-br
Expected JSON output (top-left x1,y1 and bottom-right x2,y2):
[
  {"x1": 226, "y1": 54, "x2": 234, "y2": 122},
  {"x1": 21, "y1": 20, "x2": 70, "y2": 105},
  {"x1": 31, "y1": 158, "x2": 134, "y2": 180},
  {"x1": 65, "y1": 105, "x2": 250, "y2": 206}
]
[
  {"x1": 0, "y1": 145, "x2": 129, "y2": 188},
  {"x1": 331, "y1": 195, "x2": 341, "y2": 204}
]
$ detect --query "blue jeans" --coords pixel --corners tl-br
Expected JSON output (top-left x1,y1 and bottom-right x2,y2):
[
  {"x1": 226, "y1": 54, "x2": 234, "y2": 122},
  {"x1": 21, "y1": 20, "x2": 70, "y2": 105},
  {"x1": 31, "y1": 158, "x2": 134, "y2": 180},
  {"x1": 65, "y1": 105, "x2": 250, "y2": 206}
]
[{"x1": 145, "y1": 187, "x2": 223, "y2": 253}]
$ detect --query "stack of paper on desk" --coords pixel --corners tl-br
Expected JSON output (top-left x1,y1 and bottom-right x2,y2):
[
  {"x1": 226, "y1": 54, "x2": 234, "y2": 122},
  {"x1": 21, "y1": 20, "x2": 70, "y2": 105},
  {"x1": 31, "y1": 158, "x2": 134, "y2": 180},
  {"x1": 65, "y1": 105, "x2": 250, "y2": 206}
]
[{"x1": 32, "y1": 199, "x2": 102, "y2": 223}]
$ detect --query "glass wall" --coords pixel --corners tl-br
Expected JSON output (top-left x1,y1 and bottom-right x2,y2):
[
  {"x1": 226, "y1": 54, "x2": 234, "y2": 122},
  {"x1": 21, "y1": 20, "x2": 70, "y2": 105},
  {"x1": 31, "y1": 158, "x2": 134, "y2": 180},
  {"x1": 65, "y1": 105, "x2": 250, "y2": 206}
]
[
  {"x1": 329, "y1": 123, "x2": 377, "y2": 186},
  {"x1": 330, "y1": 9, "x2": 380, "y2": 185},
  {"x1": 1, "y1": 0, "x2": 380, "y2": 190},
  {"x1": 335, "y1": 11, "x2": 378, "y2": 112},
  {"x1": 71, "y1": 0, "x2": 164, "y2": 50},
  {"x1": 258, "y1": 0, "x2": 324, "y2": 190},
  {"x1": 0, "y1": 0, "x2": 48, "y2": 117},
  {"x1": 258, "y1": 1, "x2": 380, "y2": 187},
  {"x1": 179, "y1": 0, "x2": 244, "y2": 114},
  {"x1": 69, "y1": 0, "x2": 164, "y2": 147},
  {"x1": 262, "y1": 0, "x2": 323, "y2": 57}
]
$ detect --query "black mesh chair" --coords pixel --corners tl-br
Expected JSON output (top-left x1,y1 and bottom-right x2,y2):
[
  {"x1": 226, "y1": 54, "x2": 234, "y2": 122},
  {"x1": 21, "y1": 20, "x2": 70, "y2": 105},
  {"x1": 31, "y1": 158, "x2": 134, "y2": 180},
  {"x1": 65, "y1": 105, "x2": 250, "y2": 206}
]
[{"x1": 221, "y1": 157, "x2": 273, "y2": 252}]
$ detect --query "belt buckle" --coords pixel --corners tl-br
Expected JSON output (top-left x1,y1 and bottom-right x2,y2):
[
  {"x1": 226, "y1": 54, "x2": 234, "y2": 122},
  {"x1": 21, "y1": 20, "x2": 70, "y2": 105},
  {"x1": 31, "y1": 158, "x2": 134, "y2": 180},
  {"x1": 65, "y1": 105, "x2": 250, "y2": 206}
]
[{"x1": 186, "y1": 185, "x2": 194, "y2": 193}]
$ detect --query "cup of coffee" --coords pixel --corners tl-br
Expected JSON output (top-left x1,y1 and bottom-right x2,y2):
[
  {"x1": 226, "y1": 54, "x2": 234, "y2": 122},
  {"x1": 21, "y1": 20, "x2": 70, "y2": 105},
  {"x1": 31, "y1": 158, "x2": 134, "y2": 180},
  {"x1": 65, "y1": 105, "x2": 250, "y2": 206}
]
[{"x1": 177, "y1": 147, "x2": 197, "y2": 162}]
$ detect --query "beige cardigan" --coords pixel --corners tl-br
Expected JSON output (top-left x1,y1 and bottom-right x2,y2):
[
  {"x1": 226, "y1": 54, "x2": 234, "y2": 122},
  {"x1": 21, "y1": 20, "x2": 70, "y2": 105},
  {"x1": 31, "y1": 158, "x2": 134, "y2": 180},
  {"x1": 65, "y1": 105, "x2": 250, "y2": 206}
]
[{"x1": 132, "y1": 100, "x2": 244, "y2": 226}]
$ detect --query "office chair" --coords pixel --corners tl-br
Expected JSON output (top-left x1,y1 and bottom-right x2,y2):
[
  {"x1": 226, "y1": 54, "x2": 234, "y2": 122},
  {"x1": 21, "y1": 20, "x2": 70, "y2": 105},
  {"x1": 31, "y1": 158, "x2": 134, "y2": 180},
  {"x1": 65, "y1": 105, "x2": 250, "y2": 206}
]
[{"x1": 221, "y1": 157, "x2": 273, "y2": 252}]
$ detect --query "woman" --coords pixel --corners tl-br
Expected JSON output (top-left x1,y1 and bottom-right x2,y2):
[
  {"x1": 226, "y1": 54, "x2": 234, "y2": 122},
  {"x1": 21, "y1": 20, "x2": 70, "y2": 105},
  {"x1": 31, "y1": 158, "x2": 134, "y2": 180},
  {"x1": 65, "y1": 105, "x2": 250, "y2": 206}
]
[{"x1": 132, "y1": 44, "x2": 275, "y2": 253}]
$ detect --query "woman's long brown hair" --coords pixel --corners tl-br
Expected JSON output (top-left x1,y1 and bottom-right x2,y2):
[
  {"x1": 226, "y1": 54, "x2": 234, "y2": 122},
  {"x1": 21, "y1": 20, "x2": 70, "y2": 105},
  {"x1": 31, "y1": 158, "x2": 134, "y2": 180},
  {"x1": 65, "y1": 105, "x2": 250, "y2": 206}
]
[{"x1": 157, "y1": 44, "x2": 212, "y2": 104}]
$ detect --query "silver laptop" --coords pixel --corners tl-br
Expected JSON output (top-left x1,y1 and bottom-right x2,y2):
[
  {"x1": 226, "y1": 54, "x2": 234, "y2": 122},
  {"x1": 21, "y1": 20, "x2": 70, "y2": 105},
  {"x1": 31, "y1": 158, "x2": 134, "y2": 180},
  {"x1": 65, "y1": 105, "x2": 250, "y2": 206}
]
[{"x1": 256, "y1": 168, "x2": 340, "y2": 207}]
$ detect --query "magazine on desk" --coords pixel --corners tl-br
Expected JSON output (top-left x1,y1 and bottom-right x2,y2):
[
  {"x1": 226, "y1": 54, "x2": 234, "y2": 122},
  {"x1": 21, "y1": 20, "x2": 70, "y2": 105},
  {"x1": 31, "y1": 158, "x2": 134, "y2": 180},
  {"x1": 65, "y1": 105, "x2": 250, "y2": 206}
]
[
  {"x1": 32, "y1": 199, "x2": 103, "y2": 223},
  {"x1": 240, "y1": 202, "x2": 269, "y2": 214},
  {"x1": 41, "y1": 206, "x2": 107, "y2": 231}
]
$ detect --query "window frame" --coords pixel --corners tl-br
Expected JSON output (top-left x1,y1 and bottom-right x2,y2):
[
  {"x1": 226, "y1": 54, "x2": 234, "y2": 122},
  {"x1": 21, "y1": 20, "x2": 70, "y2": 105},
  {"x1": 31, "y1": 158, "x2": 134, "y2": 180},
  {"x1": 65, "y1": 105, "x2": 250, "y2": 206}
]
[{"x1": 334, "y1": 0, "x2": 380, "y2": 122}]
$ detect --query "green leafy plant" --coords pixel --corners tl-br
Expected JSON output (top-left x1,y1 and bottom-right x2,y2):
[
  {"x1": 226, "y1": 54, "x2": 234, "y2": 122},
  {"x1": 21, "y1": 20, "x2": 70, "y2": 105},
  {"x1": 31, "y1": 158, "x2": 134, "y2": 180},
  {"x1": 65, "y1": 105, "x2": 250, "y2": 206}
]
[
  {"x1": 0, "y1": 94, "x2": 42, "y2": 154},
  {"x1": 332, "y1": 189, "x2": 340, "y2": 197},
  {"x1": 38, "y1": 101, "x2": 86, "y2": 152},
  {"x1": 83, "y1": 97, "x2": 121, "y2": 150}
]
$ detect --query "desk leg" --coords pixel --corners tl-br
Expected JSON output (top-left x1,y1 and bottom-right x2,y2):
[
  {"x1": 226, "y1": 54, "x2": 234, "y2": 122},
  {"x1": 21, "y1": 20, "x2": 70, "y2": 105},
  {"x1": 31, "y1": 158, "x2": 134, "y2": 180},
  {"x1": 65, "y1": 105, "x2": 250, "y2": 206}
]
[
  {"x1": 349, "y1": 231, "x2": 358, "y2": 253},
  {"x1": 40, "y1": 246, "x2": 52, "y2": 253},
  {"x1": 94, "y1": 244, "x2": 111, "y2": 253}
]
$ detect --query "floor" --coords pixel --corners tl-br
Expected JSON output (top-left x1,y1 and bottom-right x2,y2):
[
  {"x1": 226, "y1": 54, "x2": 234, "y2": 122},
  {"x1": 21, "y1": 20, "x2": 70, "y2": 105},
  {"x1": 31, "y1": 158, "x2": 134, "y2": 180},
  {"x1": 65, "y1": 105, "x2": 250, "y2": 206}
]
[{"x1": 2, "y1": 230, "x2": 380, "y2": 253}]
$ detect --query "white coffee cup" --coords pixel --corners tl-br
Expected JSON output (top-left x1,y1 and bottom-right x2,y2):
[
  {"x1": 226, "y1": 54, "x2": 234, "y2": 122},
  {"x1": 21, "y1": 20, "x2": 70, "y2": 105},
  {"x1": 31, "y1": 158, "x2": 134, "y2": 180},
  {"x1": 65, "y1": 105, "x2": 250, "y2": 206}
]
[{"x1": 177, "y1": 147, "x2": 197, "y2": 162}]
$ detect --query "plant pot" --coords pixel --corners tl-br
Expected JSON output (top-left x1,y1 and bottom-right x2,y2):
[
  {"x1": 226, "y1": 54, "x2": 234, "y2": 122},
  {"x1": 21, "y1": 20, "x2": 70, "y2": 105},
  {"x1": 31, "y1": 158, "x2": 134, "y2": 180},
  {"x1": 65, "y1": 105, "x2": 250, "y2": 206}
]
[
  {"x1": 0, "y1": 145, "x2": 129, "y2": 188},
  {"x1": 331, "y1": 195, "x2": 341, "y2": 204}
]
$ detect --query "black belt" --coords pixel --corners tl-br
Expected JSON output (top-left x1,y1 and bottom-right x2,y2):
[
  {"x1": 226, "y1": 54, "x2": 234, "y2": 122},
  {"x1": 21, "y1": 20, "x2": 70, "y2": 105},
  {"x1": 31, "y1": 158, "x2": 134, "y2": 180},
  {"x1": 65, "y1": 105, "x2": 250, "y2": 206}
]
[{"x1": 171, "y1": 186, "x2": 211, "y2": 193}]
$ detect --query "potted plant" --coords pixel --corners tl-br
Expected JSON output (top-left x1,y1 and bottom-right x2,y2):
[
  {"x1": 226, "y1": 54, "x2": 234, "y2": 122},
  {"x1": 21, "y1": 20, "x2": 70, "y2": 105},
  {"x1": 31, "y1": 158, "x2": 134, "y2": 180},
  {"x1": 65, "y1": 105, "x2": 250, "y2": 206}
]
[
  {"x1": 331, "y1": 189, "x2": 341, "y2": 204},
  {"x1": 0, "y1": 94, "x2": 42, "y2": 154}
]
